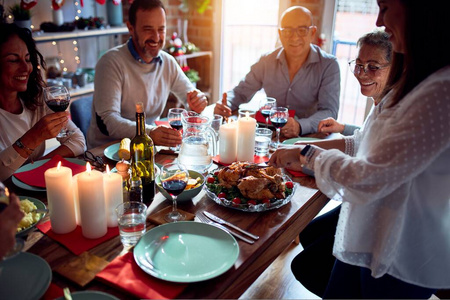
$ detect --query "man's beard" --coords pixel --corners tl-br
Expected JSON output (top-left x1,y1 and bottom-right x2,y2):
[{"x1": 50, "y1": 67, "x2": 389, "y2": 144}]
[{"x1": 134, "y1": 33, "x2": 164, "y2": 59}]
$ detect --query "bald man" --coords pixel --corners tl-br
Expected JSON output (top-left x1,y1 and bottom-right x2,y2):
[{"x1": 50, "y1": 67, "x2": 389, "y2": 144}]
[{"x1": 214, "y1": 6, "x2": 340, "y2": 137}]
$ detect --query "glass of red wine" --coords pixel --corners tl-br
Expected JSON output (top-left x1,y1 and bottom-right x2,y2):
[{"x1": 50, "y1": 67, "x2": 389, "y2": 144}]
[
  {"x1": 161, "y1": 162, "x2": 189, "y2": 222},
  {"x1": 168, "y1": 108, "x2": 186, "y2": 151},
  {"x1": 43, "y1": 86, "x2": 72, "y2": 138},
  {"x1": 270, "y1": 106, "x2": 289, "y2": 149},
  {"x1": 259, "y1": 97, "x2": 276, "y2": 128}
]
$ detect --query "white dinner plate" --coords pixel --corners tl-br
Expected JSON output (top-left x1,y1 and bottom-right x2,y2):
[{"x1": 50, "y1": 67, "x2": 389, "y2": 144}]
[
  {"x1": 134, "y1": 221, "x2": 239, "y2": 283},
  {"x1": 12, "y1": 158, "x2": 85, "y2": 192},
  {"x1": 0, "y1": 252, "x2": 52, "y2": 300}
]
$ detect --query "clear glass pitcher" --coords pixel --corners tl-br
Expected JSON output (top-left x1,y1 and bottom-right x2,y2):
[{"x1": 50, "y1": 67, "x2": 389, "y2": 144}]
[{"x1": 178, "y1": 113, "x2": 217, "y2": 173}]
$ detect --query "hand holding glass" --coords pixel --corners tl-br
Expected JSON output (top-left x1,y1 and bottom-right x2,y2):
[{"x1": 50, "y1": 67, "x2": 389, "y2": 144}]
[
  {"x1": 161, "y1": 163, "x2": 189, "y2": 222},
  {"x1": 168, "y1": 108, "x2": 186, "y2": 151},
  {"x1": 270, "y1": 107, "x2": 289, "y2": 149},
  {"x1": 259, "y1": 97, "x2": 276, "y2": 128},
  {"x1": 43, "y1": 86, "x2": 72, "y2": 138}
]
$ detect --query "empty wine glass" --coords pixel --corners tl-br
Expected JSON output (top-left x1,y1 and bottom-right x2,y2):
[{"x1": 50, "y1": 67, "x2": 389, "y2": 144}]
[
  {"x1": 160, "y1": 162, "x2": 189, "y2": 222},
  {"x1": 168, "y1": 108, "x2": 186, "y2": 151},
  {"x1": 43, "y1": 86, "x2": 72, "y2": 138},
  {"x1": 259, "y1": 97, "x2": 276, "y2": 128},
  {"x1": 270, "y1": 106, "x2": 289, "y2": 149}
]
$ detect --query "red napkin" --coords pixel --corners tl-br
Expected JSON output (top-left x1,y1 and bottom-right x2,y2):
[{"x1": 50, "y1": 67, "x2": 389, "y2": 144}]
[
  {"x1": 36, "y1": 221, "x2": 119, "y2": 255},
  {"x1": 96, "y1": 252, "x2": 187, "y2": 299},
  {"x1": 42, "y1": 283, "x2": 64, "y2": 300},
  {"x1": 13, "y1": 155, "x2": 86, "y2": 188},
  {"x1": 285, "y1": 168, "x2": 307, "y2": 177},
  {"x1": 255, "y1": 110, "x2": 296, "y2": 124},
  {"x1": 155, "y1": 120, "x2": 170, "y2": 127},
  {"x1": 212, "y1": 155, "x2": 269, "y2": 166}
]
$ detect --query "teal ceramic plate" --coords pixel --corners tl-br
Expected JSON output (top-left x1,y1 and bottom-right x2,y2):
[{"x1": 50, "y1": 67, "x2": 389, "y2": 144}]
[
  {"x1": 56, "y1": 291, "x2": 120, "y2": 300},
  {"x1": 0, "y1": 252, "x2": 52, "y2": 300},
  {"x1": 12, "y1": 158, "x2": 85, "y2": 192},
  {"x1": 16, "y1": 196, "x2": 47, "y2": 237},
  {"x1": 104, "y1": 143, "x2": 121, "y2": 162},
  {"x1": 134, "y1": 221, "x2": 239, "y2": 283},
  {"x1": 282, "y1": 137, "x2": 320, "y2": 145}
]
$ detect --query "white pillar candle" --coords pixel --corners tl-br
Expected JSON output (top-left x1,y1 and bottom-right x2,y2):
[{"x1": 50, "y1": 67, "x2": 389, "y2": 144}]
[
  {"x1": 237, "y1": 112, "x2": 257, "y2": 162},
  {"x1": 72, "y1": 174, "x2": 81, "y2": 225},
  {"x1": 219, "y1": 120, "x2": 237, "y2": 164},
  {"x1": 103, "y1": 165, "x2": 123, "y2": 227},
  {"x1": 77, "y1": 163, "x2": 107, "y2": 239},
  {"x1": 44, "y1": 162, "x2": 77, "y2": 234}
]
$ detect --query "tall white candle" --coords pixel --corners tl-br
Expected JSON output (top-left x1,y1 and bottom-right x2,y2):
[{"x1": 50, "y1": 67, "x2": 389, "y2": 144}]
[
  {"x1": 219, "y1": 120, "x2": 237, "y2": 164},
  {"x1": 44, "y1": 162, "x2": 77, "y2": 234},
  {"x1": 77, "y1": 163, "x2": 107, "y2": 239},
  {"x1": 72, "y1": 173, "x2": 81, "y2": 225},
  {"x1": 103, "y1": 165, "x2": 123, "y2": 227},
  {"x1": 237, "y1": 112, "x2": 257, "y2": 162}
]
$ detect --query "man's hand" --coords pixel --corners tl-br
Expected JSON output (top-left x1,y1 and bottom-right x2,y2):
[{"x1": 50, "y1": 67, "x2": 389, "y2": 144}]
[
  {"x1": 317, "y1": 117, "x2": 345, "y2": 134},
  {"x1": 149, "y1": 126, "x2": 182, "y2": 147},
  {"x1": 187, "y1": 90, "x2": 208, "y2": 113},
  {"x1": 213, "y1": 93, "x2": 232, "y2": 117},
  {"x1": 281, "y1": 117, "x2": 301, "y2": 138}
]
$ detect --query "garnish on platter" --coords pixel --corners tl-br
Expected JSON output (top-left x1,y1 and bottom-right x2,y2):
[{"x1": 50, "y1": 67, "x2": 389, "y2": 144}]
[{"x1": 205, "y1": 162, "x2": 295, "y2": 212}]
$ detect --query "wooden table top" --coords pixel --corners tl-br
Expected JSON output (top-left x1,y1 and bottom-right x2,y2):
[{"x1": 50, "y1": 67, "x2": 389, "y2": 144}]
[{"x1": 4, "y1": 140, "x2": 330, "y2": 299}]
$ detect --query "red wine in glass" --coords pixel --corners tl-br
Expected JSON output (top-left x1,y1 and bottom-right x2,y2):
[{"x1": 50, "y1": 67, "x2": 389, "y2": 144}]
[
  {"x1": 43, "y1": 86, "x2": 72, "y2": 138},
  {"x1": 169, "y1": 120, "x2": 183, "y2": 131},
  {"x1": 162, "y1": 179, "x2": 187, "y2": 196},
  {"x1": 270, "y1": 106, "x2": 289, "y2": 149},
  {"x1": 259, "y1": 97, "x2": 276, "y2": 128}
]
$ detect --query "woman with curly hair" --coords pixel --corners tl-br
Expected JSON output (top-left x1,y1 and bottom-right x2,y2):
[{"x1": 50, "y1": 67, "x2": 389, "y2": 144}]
[{"x1": 0, "y1": 23, "x2": 85, "y2": 181}]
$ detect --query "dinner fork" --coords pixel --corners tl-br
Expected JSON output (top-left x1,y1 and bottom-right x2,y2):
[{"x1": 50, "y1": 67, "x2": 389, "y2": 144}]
[{"x1": 196, "y1": 213, "x2": 255, "y2": 244}]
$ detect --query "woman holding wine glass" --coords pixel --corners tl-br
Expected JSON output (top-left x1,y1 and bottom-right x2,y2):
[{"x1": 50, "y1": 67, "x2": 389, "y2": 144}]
[
  {"x1": 160, "y1": 162, "x2": 189, "y2": 222},
  {"x1": 0, "y1": 23, "x2": 86, "y2": 181}
]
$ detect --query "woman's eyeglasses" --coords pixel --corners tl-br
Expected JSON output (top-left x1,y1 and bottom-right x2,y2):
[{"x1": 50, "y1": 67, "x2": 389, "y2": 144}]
[
  {"x1": 348, "y1": 60, "x2": 390, "y2": 76},
  {"x1": 83, "y1": 151, "x2": 105, "y2": 171}
]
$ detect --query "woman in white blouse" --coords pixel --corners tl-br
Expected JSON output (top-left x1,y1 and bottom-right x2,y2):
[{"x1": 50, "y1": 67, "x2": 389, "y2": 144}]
[
  {"x1": 0, "y1": 24, "x2": 86, "y2": 181},
  {"x1": 269, "y1": 0, "x2": 450, "y2": 298}
]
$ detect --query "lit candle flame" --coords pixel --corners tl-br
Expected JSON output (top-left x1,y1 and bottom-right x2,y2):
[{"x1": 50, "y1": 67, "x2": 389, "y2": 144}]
[
  {"x1": 5, "y1": 187, "x2": 9, "y2": 197},
  {"x1": 246, "y1": 111, "x2": 249, "y2": 119},
  {"x1": 86, "y1": 162, "x2": 92, "y2": 174},
  {"x1": 106, "y1": 165, "x2": 111, "y2": 175},
  {"x1": 57, "y1": 161, "x2": 62, "y2": 170}
]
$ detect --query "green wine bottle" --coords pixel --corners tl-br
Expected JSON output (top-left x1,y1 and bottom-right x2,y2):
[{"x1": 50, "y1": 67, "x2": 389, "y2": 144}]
[{"x1": 130, "y1": 102, "x2": 155, "y2": 206}]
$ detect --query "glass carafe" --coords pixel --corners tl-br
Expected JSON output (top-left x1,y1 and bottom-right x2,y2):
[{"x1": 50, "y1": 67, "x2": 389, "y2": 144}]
[{"x1": 178, "y1": 114, "x2": 217, "y2": 173}]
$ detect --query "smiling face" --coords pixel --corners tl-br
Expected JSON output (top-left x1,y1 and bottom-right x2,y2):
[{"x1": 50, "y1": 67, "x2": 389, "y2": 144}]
[
  {"x1": 0, "y1": 34, "x2": 33, "y2": 94},
  {"x1": 354, "y1": 44, "x2": 391, "y2": 102},
  {"x1": 127, "y1": 7, "x2": 166, "y2": 63},
  {"x1": 376, "y1": 0, "x2": 406, "y2": 53},
  {"x1": 279, "y1": 7, "x2": 316, "y2": 62}
]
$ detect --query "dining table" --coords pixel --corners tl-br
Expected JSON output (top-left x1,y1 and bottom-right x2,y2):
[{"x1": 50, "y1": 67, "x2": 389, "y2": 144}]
[{"x1": 3, "y1": 131, "x2": 336, "y2": 299}]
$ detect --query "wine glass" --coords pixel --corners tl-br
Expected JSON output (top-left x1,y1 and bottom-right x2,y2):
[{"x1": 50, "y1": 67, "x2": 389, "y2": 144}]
[
  {"x1": 43, "y1": 85, "x2": 72, "y2": 138},
  {"x1": 270, "y1": 106, "x2": 289, "y2": 149},
  {"x1": 259, "y1": 97, "x2": 276, "y2": 128},
  {"x1": 160, "y1": 162, "x2": 189, "y2": 222},
  {"x1": 168, "y1": 108, "x2": 186, "y2": 151}
]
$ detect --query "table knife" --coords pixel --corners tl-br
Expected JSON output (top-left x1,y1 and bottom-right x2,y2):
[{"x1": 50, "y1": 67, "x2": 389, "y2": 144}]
[{"x1": 203, "y1": 211, "x2": 260, "y2": 240}]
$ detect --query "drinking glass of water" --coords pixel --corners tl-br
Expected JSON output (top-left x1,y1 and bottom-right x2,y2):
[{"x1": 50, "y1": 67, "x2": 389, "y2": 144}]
[
  {"x1": 115, "y1": 201, "x2": 147, "y2": 248},
  {"x1": 255, "y1": 128, "x2": 273, "y2": 157}
]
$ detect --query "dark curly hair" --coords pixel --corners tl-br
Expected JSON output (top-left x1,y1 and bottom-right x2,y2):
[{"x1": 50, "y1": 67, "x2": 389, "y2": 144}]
[{"x1": 0, "y1": 23, "x2": 46, "y2": 110}]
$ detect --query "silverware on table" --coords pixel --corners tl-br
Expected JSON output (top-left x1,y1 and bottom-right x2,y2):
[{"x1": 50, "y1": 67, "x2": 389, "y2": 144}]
[
  {"x1": 197, "y1": 213, "x2": 255, "y2": 244},
  {"x1": 203, "y1": 211, "x2": 260, "y2": 240}
]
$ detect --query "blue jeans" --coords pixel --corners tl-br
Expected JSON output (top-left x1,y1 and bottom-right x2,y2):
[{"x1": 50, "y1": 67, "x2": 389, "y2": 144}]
[{"x1": 324, "y1": 259, "x2": 437, "y2": 299}]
